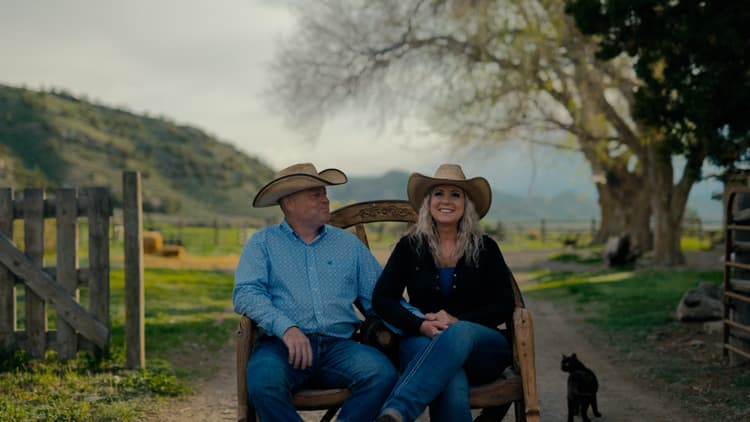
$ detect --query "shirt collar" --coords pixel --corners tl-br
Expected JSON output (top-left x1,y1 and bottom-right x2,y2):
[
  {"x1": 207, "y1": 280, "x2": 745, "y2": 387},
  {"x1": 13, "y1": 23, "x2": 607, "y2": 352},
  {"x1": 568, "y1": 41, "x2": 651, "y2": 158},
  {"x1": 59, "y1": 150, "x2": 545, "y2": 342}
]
[{"x1": 280, "y1": 219, "x2": 329, "y2": 243}]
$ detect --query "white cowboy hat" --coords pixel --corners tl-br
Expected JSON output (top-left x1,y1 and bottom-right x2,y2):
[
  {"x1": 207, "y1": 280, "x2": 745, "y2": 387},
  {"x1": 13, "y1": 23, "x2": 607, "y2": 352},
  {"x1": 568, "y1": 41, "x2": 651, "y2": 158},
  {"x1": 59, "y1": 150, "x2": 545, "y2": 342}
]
[
  {"x1": 253, "y1": 162, "x2": 347, "y2": 207},
  {"x1": 407, "y1": 164, "x2": 492, "y2": 218}
]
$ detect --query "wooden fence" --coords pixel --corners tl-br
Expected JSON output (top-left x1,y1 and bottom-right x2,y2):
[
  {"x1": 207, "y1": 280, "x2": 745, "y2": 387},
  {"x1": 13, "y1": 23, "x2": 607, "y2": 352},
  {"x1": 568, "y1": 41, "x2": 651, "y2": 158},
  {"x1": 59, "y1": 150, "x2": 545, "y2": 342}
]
[
  {"x1": 722, "y1": 187, "x2": 750, "y2": 364},
  {"x1": 0, "y1": 187, "x2": 111, "y2": 359}
]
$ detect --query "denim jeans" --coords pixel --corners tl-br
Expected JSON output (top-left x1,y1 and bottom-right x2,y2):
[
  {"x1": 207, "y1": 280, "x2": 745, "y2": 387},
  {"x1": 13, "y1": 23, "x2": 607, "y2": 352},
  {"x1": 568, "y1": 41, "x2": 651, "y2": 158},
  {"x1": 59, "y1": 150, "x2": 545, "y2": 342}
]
[
  {"x1": 381, "y1": 321, "x2": 512, "y2": 422},
  {"x1": 246, "y1": 334, "x2": 398, "y2": 422}
]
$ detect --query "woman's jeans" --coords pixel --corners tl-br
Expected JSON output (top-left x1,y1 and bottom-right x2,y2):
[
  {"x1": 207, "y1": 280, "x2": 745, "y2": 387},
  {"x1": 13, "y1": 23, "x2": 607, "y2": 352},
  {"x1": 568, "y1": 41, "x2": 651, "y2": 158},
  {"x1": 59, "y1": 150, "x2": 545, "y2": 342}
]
[
  {"x1": 246, "y1": 334, "x2": 398, "y2": 422},
  {"x1": 381, "y1": 321, "x2": 512, "y2": 422}
]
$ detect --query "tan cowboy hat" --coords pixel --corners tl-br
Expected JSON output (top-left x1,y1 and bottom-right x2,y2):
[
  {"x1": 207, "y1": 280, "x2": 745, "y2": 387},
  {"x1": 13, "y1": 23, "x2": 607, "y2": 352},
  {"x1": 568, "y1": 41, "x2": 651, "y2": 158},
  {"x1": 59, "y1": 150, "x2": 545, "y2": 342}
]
[
  {"x1": 253, "y1": 162, "x2": 347, "y2": 207},
  {"x1": 407, "y1": 164, "x2": 492, "y2": 218}
]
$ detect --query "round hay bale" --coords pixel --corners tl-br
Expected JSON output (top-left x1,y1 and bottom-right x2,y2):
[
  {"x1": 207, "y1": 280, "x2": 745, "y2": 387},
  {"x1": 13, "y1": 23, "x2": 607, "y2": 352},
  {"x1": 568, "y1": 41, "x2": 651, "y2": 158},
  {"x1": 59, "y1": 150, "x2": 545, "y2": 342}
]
[{"x1": 143, "y1": 231, "x2": 163, "y2": 254}]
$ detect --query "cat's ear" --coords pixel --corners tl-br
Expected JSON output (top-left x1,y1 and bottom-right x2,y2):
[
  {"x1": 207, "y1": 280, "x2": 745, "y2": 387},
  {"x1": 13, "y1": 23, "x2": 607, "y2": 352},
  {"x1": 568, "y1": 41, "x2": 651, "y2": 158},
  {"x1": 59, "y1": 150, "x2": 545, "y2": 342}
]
[{"x1": 571, "y1": 353, "x2": 577, "y2": 358}]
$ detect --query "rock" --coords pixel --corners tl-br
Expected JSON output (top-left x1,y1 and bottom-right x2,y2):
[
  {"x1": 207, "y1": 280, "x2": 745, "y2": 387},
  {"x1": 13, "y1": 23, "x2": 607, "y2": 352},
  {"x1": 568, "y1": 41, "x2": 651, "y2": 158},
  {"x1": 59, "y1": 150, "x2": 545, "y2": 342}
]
[{"x1": 676, "y1": 282, "x2": 723, "y2": 321}]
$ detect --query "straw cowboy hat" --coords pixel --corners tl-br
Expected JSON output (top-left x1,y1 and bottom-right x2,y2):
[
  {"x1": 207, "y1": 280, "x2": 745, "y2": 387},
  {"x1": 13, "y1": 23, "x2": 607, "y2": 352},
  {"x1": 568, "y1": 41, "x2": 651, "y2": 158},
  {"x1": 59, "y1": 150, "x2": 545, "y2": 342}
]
[
  {"x1": 253, "y1": 162, "x2": 347, "y2": 207},
  {"x1": 407, "y1": 164, "x2": 492, "y2": 218}
]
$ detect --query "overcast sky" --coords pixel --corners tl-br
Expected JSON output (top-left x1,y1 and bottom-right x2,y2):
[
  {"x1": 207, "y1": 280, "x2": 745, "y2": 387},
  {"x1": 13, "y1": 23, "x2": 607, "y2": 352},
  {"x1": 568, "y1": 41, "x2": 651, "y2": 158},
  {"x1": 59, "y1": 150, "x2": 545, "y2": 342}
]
[{"x1": 0, "y1": 0, "x2": 722, "y2": 213}]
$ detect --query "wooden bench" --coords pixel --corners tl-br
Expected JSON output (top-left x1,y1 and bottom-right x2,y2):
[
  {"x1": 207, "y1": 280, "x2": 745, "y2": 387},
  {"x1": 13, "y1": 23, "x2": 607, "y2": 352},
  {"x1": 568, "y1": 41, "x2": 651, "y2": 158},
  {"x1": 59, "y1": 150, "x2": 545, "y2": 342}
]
[{"x1": 236, "y1": 200, "x2": 540, "y2": 421}]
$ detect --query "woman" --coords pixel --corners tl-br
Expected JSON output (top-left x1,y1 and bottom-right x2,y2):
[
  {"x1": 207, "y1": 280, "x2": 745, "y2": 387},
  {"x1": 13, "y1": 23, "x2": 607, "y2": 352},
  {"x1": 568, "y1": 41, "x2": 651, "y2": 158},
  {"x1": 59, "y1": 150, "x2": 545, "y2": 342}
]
[{"x1": 373, "y1": 164, "x2": 515, "y2": 422}]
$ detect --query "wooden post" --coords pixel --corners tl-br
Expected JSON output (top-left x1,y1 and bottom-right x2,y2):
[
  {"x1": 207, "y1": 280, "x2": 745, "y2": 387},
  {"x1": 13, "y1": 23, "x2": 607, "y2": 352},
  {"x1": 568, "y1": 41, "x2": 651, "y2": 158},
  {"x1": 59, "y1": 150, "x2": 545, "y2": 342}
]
[
  {"x1": 23, "y1": 188, "x2": 47, "y2": 357},
  {"x1": 214, "y1": 219, "x2": 219, "y2": 246},
  {"x1": 123, "y1": 171, "x2": 145, "y2": 368},
  {"x1": 56, "y1": 189, "x2": 79, "y2": 359},
  {"x1": 87, "y1": 187, "x2": 111, "y2": 355},
  {"x1": 540, "y1": 219, "x2": 546, "y2": 242},
  {"x1": 0, "y1": 188, "x2": 15, "y2": 348}
]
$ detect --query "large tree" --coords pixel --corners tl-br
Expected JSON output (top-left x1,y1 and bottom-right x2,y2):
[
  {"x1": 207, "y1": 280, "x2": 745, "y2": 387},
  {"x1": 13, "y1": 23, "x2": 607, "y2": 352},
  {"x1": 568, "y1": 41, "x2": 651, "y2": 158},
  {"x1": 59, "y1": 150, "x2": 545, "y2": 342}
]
[
  {"x1": 269, "y1": 0, "x2": 707, "y2": 263},
  {"x1": 566, "y1": 0, "x2": 750, "y2": 173},
  {"x1": 566, "y1": 0, "x2": 750, "y2": 262}
]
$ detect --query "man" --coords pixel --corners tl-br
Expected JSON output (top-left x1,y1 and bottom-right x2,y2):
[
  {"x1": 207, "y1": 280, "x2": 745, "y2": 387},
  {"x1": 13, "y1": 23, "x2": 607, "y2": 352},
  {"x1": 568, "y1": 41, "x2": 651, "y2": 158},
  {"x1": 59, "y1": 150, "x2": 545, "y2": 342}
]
[{"x1": 233, "y1": 163, "x2": 398, "y2": 422}]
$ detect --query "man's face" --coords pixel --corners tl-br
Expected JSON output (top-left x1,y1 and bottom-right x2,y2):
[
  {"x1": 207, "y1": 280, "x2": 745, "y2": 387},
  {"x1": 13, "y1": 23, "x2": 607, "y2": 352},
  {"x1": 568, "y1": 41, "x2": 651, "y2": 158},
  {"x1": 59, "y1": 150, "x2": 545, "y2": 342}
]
[{"x1": 283, "y1": 186, "x2": 331, "y2": 227}]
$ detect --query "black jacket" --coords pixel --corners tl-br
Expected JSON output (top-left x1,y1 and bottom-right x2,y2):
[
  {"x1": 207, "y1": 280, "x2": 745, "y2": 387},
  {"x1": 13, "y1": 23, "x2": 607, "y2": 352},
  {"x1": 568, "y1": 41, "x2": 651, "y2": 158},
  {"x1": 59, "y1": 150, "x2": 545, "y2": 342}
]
[{"x1": 373, "y1": 234, "x2": 515, "y2": 336}]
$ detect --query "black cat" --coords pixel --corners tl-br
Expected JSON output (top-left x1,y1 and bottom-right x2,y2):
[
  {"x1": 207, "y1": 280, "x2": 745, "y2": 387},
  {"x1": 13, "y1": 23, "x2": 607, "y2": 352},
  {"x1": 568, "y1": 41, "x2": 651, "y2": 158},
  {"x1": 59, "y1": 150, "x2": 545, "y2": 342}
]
[{"x1": 561, "y1": 353, "x2": 602, "y2": 422}]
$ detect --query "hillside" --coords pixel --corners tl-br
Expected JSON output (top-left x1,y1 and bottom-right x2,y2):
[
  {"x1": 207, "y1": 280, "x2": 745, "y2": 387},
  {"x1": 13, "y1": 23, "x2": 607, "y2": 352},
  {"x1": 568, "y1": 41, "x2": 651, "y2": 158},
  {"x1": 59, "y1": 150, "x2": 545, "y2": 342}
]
[{"x1": 0, "y1": 84, "x2": 276, "y2": 219}]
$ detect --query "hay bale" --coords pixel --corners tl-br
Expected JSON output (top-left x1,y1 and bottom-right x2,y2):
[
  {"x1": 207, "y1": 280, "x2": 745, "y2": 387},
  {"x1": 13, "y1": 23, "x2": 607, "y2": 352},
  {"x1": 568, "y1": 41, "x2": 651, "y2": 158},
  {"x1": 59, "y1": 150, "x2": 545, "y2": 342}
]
[
  {"x1": 161, "y1": 244, "x2": 185, "y2": 258},
  {"x1": 143, "y1": 231, "x2": 163, "y2": 254}
]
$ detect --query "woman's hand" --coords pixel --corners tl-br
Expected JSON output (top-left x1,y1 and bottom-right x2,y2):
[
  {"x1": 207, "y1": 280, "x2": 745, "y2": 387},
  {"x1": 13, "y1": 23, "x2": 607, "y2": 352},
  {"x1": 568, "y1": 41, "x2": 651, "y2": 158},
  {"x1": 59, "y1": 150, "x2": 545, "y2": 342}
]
[
  {"x1": 425, "y1": 309, "x2": 458, "y2": 326},
  {"x1": 420, "y1": 310, "x2": 458, "y2": 338},
  {"x1": 419, "y1": 319, "x2": 448, "y2": 338}
]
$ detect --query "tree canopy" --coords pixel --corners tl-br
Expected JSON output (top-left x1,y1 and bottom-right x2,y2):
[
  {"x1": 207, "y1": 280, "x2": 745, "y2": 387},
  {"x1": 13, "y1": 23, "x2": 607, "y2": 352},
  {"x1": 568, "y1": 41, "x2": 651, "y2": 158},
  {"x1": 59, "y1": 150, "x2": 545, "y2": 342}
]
[
  {"x1": 566, "y1": 0, "x2": 750, "y2": 175},
  {"x1": 269, "y1": 0, "x2": 714, "y2": 264}
]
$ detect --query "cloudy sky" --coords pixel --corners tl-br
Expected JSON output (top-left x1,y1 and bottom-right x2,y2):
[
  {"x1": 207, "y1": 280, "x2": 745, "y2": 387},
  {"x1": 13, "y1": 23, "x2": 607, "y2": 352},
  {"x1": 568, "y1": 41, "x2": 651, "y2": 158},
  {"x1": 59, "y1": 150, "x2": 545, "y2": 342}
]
[{"x1": 0, "y1": 0, "x2": 722, "y2": 214}]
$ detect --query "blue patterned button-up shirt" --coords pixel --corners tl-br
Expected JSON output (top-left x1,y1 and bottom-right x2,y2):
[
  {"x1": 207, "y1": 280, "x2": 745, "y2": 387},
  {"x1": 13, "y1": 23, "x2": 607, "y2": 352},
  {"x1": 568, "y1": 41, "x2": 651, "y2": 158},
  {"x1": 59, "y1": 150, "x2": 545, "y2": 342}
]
[{"x1": 233, "y1": 220, "x2": 382, "y2": 339}]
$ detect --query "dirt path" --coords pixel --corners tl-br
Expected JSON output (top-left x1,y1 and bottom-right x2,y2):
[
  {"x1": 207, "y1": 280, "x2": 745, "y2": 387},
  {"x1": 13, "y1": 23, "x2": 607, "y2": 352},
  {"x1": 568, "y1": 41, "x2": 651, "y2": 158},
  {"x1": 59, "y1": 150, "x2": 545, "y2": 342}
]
[{"x1": 146, "y1": 249, "x2": 720, "y2": 421}]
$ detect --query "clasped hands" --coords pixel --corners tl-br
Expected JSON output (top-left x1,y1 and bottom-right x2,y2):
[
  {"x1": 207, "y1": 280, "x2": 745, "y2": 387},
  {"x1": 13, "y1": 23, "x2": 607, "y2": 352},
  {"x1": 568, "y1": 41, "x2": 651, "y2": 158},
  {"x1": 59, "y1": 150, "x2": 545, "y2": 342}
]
[{"x1": 419, "y1": 309, "x2": 458, "y2": 338}]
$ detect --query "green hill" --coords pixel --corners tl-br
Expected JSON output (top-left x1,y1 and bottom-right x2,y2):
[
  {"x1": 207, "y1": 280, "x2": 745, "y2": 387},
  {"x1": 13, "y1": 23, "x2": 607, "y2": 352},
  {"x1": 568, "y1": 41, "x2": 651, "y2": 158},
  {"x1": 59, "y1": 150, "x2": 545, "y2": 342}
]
[{"x1": 0, "y1": 84, "x2": 276, "y2": 219}]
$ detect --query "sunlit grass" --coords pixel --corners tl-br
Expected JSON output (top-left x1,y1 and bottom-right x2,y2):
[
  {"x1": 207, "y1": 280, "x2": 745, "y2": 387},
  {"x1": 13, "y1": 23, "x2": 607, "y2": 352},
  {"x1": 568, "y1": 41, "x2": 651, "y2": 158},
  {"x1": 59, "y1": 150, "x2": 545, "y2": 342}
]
[
  {"x1": 681, "y1": 235, "x2": 714, "y2": 251},
  {"x1": 526, "y1": 269, "x2": 722, "y2": 332}
]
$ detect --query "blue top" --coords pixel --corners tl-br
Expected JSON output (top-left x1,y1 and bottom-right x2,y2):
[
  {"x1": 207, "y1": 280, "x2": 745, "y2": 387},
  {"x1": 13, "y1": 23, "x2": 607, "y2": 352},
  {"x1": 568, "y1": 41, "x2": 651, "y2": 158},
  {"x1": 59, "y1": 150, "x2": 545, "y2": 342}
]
[
  {"x1": 438, "y1": 267, "x2": 455, "y2": 297},
  {"x1": 232, "y1": 220, "x2": 382, "y2": 339}
]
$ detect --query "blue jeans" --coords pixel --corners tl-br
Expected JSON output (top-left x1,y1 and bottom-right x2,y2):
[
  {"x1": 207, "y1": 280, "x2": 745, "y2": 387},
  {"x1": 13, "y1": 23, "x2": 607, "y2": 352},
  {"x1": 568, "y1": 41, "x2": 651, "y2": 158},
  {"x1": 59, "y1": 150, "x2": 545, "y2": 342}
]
[
  {"x1": 381, "y1": 321, "x2": 512, "y2": 422},
  {"x1": 246, "y1": 334, "x2": 398, "y2": 422}
]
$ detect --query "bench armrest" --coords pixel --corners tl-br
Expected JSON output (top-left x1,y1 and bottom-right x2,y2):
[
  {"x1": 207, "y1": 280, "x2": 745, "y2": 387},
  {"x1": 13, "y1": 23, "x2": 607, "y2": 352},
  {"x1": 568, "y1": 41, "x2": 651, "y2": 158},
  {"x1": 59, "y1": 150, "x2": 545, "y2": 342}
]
[
  {"x1": 236, "y1": 315, "x2": 256, "y2": 422},
  {"x1": 512, "y1": 307, "x2": 540, "y2": 422}
]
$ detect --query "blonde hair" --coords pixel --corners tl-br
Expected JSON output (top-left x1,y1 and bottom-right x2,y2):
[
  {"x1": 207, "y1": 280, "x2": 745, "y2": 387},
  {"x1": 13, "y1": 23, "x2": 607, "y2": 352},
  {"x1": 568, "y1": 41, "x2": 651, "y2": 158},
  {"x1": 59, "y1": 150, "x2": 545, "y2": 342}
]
[{"x1": 408, "y1": 188, "x2": 483, "y2": 267}]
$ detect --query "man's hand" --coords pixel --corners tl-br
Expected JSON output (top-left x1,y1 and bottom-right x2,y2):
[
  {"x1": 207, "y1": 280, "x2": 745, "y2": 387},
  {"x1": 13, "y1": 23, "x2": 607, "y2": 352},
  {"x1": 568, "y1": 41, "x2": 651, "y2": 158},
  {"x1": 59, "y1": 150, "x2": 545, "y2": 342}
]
[{"x1": 282, "y1": 326, "x2": 313, "y2": 369}]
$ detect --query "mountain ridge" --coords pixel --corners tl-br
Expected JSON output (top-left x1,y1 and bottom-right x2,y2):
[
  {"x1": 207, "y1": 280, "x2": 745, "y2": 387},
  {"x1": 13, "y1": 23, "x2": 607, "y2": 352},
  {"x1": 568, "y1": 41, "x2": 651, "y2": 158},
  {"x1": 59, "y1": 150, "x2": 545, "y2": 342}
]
[{"x1": 330, "y1": 170, "x2": 599, "y2": 221}]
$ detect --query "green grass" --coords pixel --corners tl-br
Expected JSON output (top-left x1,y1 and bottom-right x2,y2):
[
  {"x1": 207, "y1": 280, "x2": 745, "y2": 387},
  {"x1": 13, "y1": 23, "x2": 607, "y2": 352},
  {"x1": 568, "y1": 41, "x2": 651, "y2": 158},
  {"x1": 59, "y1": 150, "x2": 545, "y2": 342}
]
[
  {"x1": 681, "y1": 235, "x2": 714, "y2": 251},
  {"x1": 527, "y1": 269, "x2": 719, "y2": 335},
  {"x1": 3, "y1": 268, "x2": 237, "y2": 421},
  {"x1": 525, "y1": 269, "x2": 750, "y2": 419}
]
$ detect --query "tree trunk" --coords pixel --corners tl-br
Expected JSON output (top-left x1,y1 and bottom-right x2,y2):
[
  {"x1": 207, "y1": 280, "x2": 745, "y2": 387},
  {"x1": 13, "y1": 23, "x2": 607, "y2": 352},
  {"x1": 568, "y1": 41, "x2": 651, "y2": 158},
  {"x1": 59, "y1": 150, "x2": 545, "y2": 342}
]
[
  {"x1": 594, "y1": 171, "x2": 652, "y2": 251},
  {"x1": 646, "y1": 142, "x2": 702, "y2": 266},
  {"x1": 651, "y1": 199, "x2": 685, "y2": 265}
]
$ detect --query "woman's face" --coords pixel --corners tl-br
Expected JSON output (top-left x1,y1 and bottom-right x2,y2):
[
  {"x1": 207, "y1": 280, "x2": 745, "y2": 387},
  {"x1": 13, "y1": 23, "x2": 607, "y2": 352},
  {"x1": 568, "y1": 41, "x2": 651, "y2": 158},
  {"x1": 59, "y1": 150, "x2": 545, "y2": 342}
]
[{"x1": 429, "y1": 184, "x2": 465, "y2": 228}]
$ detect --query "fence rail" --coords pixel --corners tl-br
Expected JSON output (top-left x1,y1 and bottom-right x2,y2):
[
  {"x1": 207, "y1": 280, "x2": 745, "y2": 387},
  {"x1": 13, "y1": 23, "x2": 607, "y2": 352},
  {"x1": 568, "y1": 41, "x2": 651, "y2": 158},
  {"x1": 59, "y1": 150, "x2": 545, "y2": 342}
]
[{"x1": 0, "y1": 187, "x2": 112, "y2": 358}]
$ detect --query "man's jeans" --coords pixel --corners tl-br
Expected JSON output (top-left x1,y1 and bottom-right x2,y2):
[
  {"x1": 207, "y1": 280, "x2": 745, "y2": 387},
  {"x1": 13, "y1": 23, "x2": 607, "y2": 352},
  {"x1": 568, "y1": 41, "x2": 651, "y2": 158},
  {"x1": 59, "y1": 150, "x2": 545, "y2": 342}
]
[
  {"x1": 246, "y1": 334, "x2": 398, "y2": 422},
  {"x1": 381, "y1": 321, "x2": 512, "y2": 422}
]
